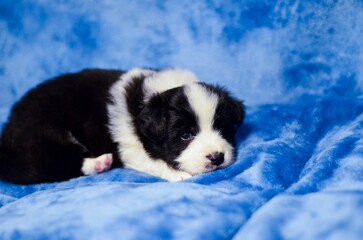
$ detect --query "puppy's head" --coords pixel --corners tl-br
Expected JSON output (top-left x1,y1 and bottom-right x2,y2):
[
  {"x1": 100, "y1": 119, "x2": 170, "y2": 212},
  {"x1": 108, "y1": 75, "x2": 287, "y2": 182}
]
[{"x1": 136, "y1": 82, "x2": 244, "y2": 175}]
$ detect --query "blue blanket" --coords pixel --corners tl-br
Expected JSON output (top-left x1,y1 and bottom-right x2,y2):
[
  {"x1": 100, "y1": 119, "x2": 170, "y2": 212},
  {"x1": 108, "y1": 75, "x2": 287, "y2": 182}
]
[{"x1": 1, "y1": 1, "x2": 362, "y2": 239}]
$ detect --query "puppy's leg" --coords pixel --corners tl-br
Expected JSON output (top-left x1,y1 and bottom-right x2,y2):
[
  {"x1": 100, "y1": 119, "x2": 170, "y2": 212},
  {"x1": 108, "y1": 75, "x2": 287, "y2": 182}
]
[
  {"x1": 81, "y1": 153, "x2": 113, "y2": 176},
  {"x1": 0, "y1": 126, "x2": 90, "y2": 183},
  {"x1": 165, "y1": 169, "x2": 193, "y2": 182},
  {"x1": 123, "y1": 156, "x2": 192, "y2": 182}
]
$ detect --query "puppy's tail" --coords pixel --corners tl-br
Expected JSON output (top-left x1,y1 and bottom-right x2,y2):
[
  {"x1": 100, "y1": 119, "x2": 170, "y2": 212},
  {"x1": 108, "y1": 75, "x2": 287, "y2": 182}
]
[
  {"x1": 0, "y1": 138, "x2": 14, "y2": 182},
  {"x1": 0, "y1": 139, "x2": 6, "y2": 179},
  {"x1": 0, "y1": 143, "x2": 21, "y2": 184},
  {"x1": 0, "y1": 142, "x2": 5, "y2": 180}
]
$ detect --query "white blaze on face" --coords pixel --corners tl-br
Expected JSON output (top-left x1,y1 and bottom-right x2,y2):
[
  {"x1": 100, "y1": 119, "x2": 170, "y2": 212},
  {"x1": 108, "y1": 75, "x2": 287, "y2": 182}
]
[{"x1": 175, "y1": 83, "x2": 234, "y2": 175}]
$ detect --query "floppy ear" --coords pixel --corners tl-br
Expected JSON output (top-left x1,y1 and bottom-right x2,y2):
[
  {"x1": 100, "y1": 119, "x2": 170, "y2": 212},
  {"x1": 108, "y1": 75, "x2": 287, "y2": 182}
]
[
  {"x1": 228, "y1": 98, "x2": 245, "y2": 127},
  {"x1": 136, "y1": 95, "x2": 167, "y2": 142}
]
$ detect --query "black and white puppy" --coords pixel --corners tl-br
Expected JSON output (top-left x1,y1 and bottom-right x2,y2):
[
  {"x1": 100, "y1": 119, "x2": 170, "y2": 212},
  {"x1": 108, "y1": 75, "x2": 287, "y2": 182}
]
[{"x1": 0, "y1": 68, "x2": 244, "y2": 184}]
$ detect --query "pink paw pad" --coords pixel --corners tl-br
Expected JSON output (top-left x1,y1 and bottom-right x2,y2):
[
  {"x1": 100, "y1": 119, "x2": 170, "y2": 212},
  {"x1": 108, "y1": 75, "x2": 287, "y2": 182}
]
[
  {"x1": 82, "y1": 153, "x2": 113, "y2": 176},
  {"x1": 104, "y1": 155, "x2": 112, "y2": 167},
  {"x1": 94, "y1": 154, "x2": 113, "y2": 172}
]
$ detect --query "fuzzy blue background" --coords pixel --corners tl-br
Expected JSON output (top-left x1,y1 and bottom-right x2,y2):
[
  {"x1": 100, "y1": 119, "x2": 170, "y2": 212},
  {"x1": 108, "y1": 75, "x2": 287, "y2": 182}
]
[{"x1": 1, "y1": 1, "x2": 363, "y2": 239}]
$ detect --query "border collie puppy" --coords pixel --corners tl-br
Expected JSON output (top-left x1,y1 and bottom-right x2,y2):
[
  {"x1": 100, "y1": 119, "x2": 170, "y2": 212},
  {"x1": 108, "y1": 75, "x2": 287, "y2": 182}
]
[{"x1": 0, "y1": 68, "x2": 244, "y2": 184}]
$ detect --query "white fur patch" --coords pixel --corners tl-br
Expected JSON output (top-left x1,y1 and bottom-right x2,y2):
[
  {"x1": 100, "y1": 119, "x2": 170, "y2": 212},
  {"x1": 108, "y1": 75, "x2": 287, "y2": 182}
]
[
  {"x1": 107, "y1": 68, "x2": 196, "y2": 181},
  {"x1": 143, "y1": 69, "x2": 198, "y2": 102},
  {"x1": 184, "y1": 83, "x2": 219, "y2": 130},
  {"x1": 176, "y1": 84, "x2": 234, "y2": 175}
]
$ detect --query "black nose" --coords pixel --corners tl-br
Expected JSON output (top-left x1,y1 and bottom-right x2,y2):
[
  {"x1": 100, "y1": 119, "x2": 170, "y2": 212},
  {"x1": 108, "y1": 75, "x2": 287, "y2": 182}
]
[{"x1": 207, "y1": 152, "x2": 224, "y2": 166}]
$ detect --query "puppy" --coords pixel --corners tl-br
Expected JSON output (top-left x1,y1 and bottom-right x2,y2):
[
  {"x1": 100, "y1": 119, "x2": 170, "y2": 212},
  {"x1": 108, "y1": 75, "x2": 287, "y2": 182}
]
[{"x1": 0, "y1": 68, "x2": 244, "y2": 184}]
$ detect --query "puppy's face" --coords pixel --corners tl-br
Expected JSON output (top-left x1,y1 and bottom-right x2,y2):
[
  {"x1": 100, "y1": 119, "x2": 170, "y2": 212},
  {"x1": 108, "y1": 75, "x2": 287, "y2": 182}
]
[{"x1": 136, "y1": 83, "x2": 244, "y2": 175}]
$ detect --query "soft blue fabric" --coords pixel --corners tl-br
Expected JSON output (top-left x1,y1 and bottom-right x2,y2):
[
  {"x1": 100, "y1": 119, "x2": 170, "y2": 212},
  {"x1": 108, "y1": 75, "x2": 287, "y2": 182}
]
[{"x1": 1, "y1": 1, "x2": 363, "y2": 239}]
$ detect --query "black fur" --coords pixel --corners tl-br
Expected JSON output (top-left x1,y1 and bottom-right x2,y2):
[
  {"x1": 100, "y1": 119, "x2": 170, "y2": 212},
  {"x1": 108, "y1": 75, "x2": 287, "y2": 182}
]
[{"x1": 0, "y1": 69, "x2": 123, "y2": 183}]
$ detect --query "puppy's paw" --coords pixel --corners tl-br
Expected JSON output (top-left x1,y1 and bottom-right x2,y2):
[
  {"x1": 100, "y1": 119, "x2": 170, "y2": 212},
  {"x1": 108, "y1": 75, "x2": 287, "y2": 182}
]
[
  {"x1": 82, "y1": 153, "x2": 113, "y2": 176},
  {"x1": 167, "y1": 171, "x2": 193, "y2": 182}
]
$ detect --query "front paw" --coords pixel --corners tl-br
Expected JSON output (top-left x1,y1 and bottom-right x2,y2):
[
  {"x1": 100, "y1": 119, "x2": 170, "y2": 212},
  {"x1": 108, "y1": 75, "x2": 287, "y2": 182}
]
[
  {"x1": 82, "y1": 153, "x2": 113, "y2": 176},
  {"x1": 167, "y1": 171, "x2": 193, "y2": 182}
]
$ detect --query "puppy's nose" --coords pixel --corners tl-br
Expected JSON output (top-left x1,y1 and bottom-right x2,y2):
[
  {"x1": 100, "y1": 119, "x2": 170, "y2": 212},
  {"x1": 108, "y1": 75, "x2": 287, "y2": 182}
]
[{"x1": 207, "y1": 152, "x2": 224, "y2": 166}]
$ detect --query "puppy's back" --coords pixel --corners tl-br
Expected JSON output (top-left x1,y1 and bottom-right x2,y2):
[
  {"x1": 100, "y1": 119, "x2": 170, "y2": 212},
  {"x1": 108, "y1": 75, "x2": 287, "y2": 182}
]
[{"x1": 0, "y1": 69, "x2": 124, "y2": 183}]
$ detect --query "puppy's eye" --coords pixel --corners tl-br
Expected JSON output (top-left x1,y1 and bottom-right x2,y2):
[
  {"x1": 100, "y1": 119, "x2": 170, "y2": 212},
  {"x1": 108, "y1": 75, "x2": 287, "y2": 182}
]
[{"x1": 180, "y1": 132, "x2": 194, "y2": 141}]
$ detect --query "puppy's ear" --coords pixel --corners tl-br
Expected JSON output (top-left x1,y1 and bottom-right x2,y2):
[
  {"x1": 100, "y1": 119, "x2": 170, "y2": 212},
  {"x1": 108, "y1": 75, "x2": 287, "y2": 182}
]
[
  {"x1": 228, "y1": 98, "x2": 245, "y2": 127},
  {"x1": 136, "y1": 95, "x2": 167, "y2": 142}
]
